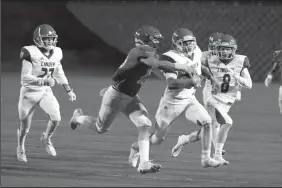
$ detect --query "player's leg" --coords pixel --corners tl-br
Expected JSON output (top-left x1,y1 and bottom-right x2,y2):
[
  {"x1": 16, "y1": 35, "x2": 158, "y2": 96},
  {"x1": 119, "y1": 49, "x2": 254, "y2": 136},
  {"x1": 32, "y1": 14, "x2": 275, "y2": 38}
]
[
  {"x1": 17, "y1": 87, "x2": 41, "y2": 162},
  {"x1": 183, "y1": 98, "x2": 220, "y2": 167},
  {"x1": 203, "y1": 89, "x2": 225, "y2": 155},
  {"x1": 278, "y1": 85, "x2": 282, "y2": 114},
  {"x1": 71, "y1": 87, "x2": 128, "y2": 134},
  {"x1": 123, "y1": 96, "x2": 162, "y2": 174},
  {"x1": 39, "y1": 90, "x2": 61, "y2": 156},
  {"x1": 129, "y1": 96, "x2": 186, "y2": 164},
  {"x1": 208, "y1": 100, "x2": 232, "y2": 165}
]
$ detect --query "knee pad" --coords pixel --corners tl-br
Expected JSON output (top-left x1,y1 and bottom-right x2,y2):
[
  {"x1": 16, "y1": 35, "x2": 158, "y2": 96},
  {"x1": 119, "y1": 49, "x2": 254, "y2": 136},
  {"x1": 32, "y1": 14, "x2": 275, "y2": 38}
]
[
  {"x1": 134, "y1": 115, "x2": 152, "y2": 128},
  {"x1": 51, "y1": 120, "x2": 60, "y2": 127},
  {"x1": 200, "y1": 122, "x2": 211, "y2": 129},
  {"x1": 49, "y1": 113, "x2": 61, "y2": 122},
  {"x1": 196, "y1": 117, "x2": 212, "y2": 127}
]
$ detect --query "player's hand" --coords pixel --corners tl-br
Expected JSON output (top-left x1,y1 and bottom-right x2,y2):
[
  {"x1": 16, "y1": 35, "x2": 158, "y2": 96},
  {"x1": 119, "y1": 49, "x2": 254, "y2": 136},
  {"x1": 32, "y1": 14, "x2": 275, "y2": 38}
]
[
  {"x1": 210, "y1": 76, "x2": 221, "y2": 94},
  {"x1": 191, "y1": 74, "x2": 202, "y2": 88},
  {"x1": 44, "y1": 77, "x2": 55, "y2": 87},
  {"x1": 183, "y1": 65, "x2": 197, "y2": 77},
  {"x1": 264, "y1": 75, "x2": 273, "y2": 87},
  {"x1": 68, "y1": 90, "x2": 76, "y2": 101}
]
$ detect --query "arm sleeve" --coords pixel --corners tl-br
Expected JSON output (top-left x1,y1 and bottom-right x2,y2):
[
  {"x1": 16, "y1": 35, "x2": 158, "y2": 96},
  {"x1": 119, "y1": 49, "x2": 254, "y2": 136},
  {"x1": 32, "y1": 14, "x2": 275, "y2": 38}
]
[
  {"x1": 53, "y1": 62, "x2": 69, "y2": 84},
  {"x1": 20, "y1": 47, "x2": 32, "y2": 62},
  {"x1": 21, "y1": 60, "x2": 41, "y2": 85},
  {"x1": 159, "y1": 54, "x2": 178, "y2": 79},
  {"x1": 235, "y1": 67, "x2": 252, "y2": 89}
]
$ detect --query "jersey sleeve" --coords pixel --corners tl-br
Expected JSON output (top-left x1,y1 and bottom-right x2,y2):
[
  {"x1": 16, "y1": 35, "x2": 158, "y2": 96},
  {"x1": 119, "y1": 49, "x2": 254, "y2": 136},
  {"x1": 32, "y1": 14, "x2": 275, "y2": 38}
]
[
  {"x1": 55, "y1": 47, "x2": 63, "y2": 61},
  {"x1": 138, "y1": 46, "x2": 157, "y2": 59},
  {"x1": 20, "y1": 47, "x2": 32, "y2": 62},
  {"x1": 272, "y1": 50, "x2": 282, "y2": 63},
  {"x1": 243, "y1": 56, "x2": 251, "y2": 68},
  {"x1": 159, "y1": 54, "x2": 178, "y2": 79},
  {"x1": 53, "y1": 62, "x2": 68, "y2": 84}
]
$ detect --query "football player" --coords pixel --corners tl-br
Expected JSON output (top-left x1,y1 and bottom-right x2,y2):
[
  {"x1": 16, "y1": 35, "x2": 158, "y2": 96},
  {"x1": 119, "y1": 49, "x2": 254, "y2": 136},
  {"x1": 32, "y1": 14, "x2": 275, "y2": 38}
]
[
  {"x1": 128, "y1": 28, "x2": 222, "y2": 168},
  {"x1": 69, "y1": 25, "x2": 197, "y2": 174},
  {"x1": 171, "y1": 34, "x2": 252, "y2": 165},
  {"x1": 17, "y1": 24, "x2": 76, "y2": 162},
  {"x1": 264, "y1": 40, "x2": 282, "y2": 114}
]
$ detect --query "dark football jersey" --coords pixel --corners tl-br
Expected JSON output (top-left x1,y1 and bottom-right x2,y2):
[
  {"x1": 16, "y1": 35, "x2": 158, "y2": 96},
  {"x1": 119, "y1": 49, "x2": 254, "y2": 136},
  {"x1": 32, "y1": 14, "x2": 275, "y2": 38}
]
[{"x1": 112, "y1": 45, "x2": 158, "y2": 96}]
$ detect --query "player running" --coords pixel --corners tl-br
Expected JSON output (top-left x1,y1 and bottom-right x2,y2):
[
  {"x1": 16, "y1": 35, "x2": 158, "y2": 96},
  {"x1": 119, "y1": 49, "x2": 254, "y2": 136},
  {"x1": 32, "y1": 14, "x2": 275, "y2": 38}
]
[
  {"x1": 264, "y1": 40, "x2": 282, "y2": 114},
  {"x1": 69, "y1": 25, "x2": 198, "y2": 174},
  {"x1": 17, "y1": 24, "x2": 76, "y2": 162},
  {"x1": 128, "y1": 28, "x2": 222, "y2": 168},
  {"x1": 171, "y1": 34, "x2": 252, "y2": 165}
]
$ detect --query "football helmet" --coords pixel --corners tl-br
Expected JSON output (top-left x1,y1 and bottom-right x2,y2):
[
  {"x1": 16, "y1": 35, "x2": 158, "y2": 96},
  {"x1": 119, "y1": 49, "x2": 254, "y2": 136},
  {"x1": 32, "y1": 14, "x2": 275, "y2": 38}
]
[
  {"x1": 172, "y1": 28, "x2": 196, "y2": 56},
  {"x1": 217, "y1": 34, "x2": 237, "y2": 60},
  {"x1": 33, "y1": 24, "x2": 58, "y2": 51},
  {"x1": 135, "y1": 25, "x2": 163, "y2": 49},
  {"x1": 208, "y1": 32, "x2": 223, "y2": 56}
]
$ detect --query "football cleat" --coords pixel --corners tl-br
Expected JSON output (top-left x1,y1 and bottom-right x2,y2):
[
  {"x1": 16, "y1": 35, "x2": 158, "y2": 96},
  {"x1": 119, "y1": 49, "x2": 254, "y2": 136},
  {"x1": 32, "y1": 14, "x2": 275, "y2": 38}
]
[
  {"x1": 17, "y1": 145, "x2": 27, "y2": 162},
  {"x1": 171, "y1": 135, "x2": 187, "y2": 158},
  {"x1": 41, "y1": 133, "x2": 57, "y2": 157},
  {"x1": 201, "y1": 157, "x2": 221, "y2": 168},
  {"x1": 69, "y1": 108, "x2": 83, "y2": 130},
  {"x1": 213, "y1": 155, "x2": 230, "y2": 165},
  {"x1": 138, "y1": 161, "x2": 162, "y2": 174}
]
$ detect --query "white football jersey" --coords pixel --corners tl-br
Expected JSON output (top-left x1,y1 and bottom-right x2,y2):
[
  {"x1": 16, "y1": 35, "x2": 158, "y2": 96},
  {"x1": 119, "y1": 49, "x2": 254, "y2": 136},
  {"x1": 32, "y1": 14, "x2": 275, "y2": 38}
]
[
  {"x1": 163, "y1": 45, "x2": 202, "y2": 99},
  {"x1": 20, "y1": 45, "x2": 68, "y2": 89},
  {"x1": 204, "y1": 54, "x2": 249, "y2": 103}
]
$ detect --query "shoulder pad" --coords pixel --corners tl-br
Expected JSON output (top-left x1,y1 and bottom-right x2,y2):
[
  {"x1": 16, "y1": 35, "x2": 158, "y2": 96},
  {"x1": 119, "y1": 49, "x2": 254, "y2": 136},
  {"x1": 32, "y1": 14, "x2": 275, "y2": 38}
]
[
  {"x1": 243, "y1": 56, "x2": 250, "y2": 68},
  {"x1": 195, "y1": 45, "x2": 202, "y2": 54},
  {"x1": 53, "y1": 47, "x2": 63, "y2": 61},
  {"x1": 159, "y1": 53, "x2": 176, "y2": 63},
  {"x1": 20, "y1": 46, "x2": 33, "y2": 61},
  {"x1": 138, "y1": 45, "x2": 156, "y2": 57}
]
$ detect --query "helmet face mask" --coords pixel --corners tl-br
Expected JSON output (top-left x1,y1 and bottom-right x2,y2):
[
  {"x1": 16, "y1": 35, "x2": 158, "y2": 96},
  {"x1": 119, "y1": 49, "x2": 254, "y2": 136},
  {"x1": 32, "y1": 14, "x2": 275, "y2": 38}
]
[
  {"x1": 217, "y1": 46, "x2": 235, "y2": 60},
  {"x1": 33, "y1": 24, "x2": 58, "y2": 51},
  {"x1": 134, "y1": 25, "x2": 163, "y2": 49},
  {"x1": 172, "y1": 28, "x2": 196, "y2": 56},
  {"x1": 174, "y1": 37, "x2": 196, "y2": 56},
  {"x1": 216, "y1": 34, "x2": 237, "y2": 60}
]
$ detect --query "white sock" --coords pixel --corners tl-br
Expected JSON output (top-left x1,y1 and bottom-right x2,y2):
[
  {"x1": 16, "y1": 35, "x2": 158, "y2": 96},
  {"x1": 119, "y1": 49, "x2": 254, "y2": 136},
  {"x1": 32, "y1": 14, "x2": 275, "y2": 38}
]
[
  {"x1": 215, "y1": 143, "x2": 224, "y2": 156},
  {"x1": 138, "y1": 140, "x2": 149, "y2": 163},
  {"x1": 201, "y1": 150, "x2": 211, "y2": 158},
  {"x1": 18, "y1": 129, "x2": 27, "y2": 147}
]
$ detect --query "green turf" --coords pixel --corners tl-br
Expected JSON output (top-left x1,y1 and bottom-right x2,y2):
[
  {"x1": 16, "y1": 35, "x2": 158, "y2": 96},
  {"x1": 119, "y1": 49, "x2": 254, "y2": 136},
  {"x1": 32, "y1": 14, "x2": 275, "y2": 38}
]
[{"x1": 1, "y1": 72, "x2": 282, "y2": 187}]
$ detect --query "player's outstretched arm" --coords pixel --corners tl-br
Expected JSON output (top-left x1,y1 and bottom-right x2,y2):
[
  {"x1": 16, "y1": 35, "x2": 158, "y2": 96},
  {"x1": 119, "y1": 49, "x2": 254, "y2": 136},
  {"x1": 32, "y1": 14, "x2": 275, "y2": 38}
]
[
  {"x1": 53, "y1": 62, "x2": 76, "y2": 101},
  {"x1": 140, "y1": 56, "x2": 195, "y2": 77},
  {"x1": 152, "y1": 68, "x2": 166, "y2": 80}
]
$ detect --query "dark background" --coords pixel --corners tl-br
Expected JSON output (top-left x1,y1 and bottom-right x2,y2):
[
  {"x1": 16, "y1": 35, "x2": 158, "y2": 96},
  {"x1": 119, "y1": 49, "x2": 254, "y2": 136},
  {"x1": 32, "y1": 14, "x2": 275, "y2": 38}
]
[
  {"x1": 2, "y1": 1, "x2": 282, "y2": 186},
  {"x1": 2, "y1": 0, "x2": 282, "y2": 81}
]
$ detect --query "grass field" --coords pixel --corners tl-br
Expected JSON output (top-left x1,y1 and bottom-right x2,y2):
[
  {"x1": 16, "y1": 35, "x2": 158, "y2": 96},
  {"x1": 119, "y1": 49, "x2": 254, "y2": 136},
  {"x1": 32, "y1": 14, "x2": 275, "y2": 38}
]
[{"x1": 1, "y1": 72, "x2": 282, "y2": 187}]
